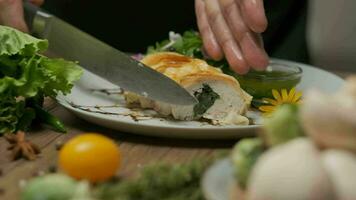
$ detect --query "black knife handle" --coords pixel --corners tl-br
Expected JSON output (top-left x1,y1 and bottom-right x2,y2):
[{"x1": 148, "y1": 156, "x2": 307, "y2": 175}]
[{"x1": 23, "y1": 1, "x2": 40, "y2": 31}]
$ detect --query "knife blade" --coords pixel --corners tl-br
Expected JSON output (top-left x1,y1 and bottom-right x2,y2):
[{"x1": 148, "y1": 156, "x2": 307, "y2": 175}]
[{"x1": 23, "y1": 2, "x2": 197, "y2": 105}]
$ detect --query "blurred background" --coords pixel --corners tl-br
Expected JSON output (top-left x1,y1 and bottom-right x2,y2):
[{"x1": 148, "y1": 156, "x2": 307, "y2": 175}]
[{"x1": 41, "y1": 0, "x2": 356, "y2": 72}]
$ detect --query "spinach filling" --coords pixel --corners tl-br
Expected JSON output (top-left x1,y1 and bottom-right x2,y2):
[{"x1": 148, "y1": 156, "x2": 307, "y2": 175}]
[{"x1": 193, "y1": 84, "x2": 220, "y2": 117}]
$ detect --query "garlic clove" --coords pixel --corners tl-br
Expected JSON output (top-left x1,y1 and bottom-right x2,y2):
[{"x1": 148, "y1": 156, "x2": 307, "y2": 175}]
[
  {"x1": 322, "y1": 150, "x2": 356, "y2": 200},
  {"x1": 301, "y1": 89, "x2": 356, "y2": 153},
  {"x1": 247, "y1": 138, "x2": 335, "y2": 200}
]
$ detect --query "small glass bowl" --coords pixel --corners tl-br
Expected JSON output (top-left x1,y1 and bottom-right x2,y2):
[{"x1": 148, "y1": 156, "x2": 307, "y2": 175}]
[{"x1": 226, "y1": 60, "x2": 303, "y2": 99}]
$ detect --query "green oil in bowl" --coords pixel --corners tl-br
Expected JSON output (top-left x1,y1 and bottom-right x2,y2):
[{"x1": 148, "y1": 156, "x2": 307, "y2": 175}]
[{"x1": 224, "y1": 61, "x2": 302, "y2": 99}]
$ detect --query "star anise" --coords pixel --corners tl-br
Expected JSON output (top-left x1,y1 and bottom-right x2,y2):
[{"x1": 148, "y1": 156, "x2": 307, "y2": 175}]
[{"x1": 4, "y1": 131, "x2": 41, "y2": 161}]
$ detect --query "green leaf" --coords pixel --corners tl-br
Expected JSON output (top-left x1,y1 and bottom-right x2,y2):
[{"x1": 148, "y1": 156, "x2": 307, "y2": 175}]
[
  {"x1": 0, "y1": 96, "x2": 25, "y2": 134},
  {"x1": 0, "y1": 25, "x2": 83, "y2": 133},
  {"x1": 0, "y1": 55, "x2": 46, "y2": 98},
  {"x1": 146, "y1": 31, "x2": 203, "y2": 58},
  {"x1": 231, "y1": 138, "x2": 265, "y2": 188},
  {"x1": 171, "y1": 31, "x2": 203, "y2": 57},
  {"x1": 0, "y1": 25, "x2": 48, "y2": 56},
  {"x1": 94, "y1": 160, "x2": 209, "y2": 200},
  {"x1": 40, "y1": 57, "x2": 83, "y2": 97},
  {"x1": 147, "y1": 40, "x2": 170, "y2": 54},
  {"x1": 193, "y1": 84, "x2": 220, "y2": 117},
  {"x1": 262, "y1": 104, "x2": 304, "y2": 146}
]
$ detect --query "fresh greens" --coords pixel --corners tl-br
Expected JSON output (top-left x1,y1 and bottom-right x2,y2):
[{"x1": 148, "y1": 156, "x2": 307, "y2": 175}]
[
  {"x1": 147, "y1": 31, "x2": 203, "y2": 58},
  {"x1": 193, "y1": 84, "x2": 220, "y2": 117},
  {"x1": 0, "y1": 25, "x2": 83, "y2": 134},
  {"x1": 21, "y1": 174, "x2": 78, "y2": 200},
  {"x1": 146, "y1": 30, "x2": 229, "y2": 70},
  {"x1": 262, "y1": 104, "x2": 304, "y2": 146},
  {"x1": 231, "y1": 138, "x2": 265, "y2": 188},
  {"x1": 94, "y1": 160, "x2": 211, "y2": 200}
]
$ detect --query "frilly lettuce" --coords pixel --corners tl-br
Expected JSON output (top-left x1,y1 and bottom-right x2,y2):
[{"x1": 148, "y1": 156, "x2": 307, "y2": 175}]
[
  {"x1": 0, "y1": 25, "x2": 82, "y2": 134},
  {"x1": 0, "y1": 25, "x2": 48, "y2": 56},
  {"x1": 146, "y1": 30, "x2": 229, "y2": 69}
]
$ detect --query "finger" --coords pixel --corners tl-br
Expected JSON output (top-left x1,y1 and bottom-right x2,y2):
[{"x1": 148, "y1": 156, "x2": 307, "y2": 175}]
[
  {"x1": 223, "y1": 40, "x2": 250, "y2": 74},
  {"x1": 195, "y1": 0, "x2": 223, "y2": 60},
  {"x1": 241, "y1": 0, "x2": 267, "y2": 33},
  {"x1": 219, "y1": 0, "x2": 248, "y2": 41},
  {"x1": 29, "y1": 0, "x2": 44, "y2": 6},
  {"x1": 205, "y1": 0, "x2": 249, "y2": 74},
  {"x1": 0, "y1": 0, "x2": 28, "y2": 32},
  {"x1": 240, "y1": 32, "x2": 269, "y2": 70}
]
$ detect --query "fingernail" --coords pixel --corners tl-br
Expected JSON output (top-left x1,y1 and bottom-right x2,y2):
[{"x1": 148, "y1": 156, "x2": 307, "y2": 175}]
[
  {"x1": 241, "y1": 33, "x2": 269, "y2": 70},
  {"x1": 224, "y1": 40, "x2": 243, "y2": 61},
  {"x1": 223, "y1": 41, "x2": 249, "y2": 74},
  {"x1": 245, "y1": 0, "x2": 258, "y2": 7}
]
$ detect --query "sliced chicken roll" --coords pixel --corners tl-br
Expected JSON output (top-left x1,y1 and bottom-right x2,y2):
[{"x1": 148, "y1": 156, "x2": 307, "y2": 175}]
[{"x1": 124, "y1": 52, "x2": 252, "y2": 125}]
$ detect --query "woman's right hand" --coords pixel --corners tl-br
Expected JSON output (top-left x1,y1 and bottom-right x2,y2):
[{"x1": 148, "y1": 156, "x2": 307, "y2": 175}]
[
  {"x1": 0, "y1": 0, "x2": 44, "y2": 32},
  {"x1": 195, "y1": 0, "x2": 269, "y2": 74}
]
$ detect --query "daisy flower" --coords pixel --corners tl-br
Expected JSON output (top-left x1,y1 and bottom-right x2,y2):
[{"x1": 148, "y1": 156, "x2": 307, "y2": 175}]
[{"x1": 259, "y1": 88, "x2": 302, "y2": 114}]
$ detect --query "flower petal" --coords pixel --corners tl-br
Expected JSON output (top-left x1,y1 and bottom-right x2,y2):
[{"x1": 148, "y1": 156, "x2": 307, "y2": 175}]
[
  {"x1": 272, "y1": 89, "x2": 282, "y2": 102},
  {"x1": 281, "y1": 89, "x2": 288, "y2": 102},
  {"x1": 259, "y1": 105, "x2": 275, "y2": 113},
  {"x1": 288, "y1": 88, "x2": 296, "y2": 102},
  {"x1": 262, "y1": 98, "x2": 280, "y2": 106},
  {"x1": 293, "y1": 91, "x2": 303, "y2": 102}
]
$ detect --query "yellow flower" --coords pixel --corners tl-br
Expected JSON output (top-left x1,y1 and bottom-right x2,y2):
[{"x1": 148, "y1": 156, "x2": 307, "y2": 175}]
[{"x1": 259, "y1": 88, "x2": 302, "y2": 114}]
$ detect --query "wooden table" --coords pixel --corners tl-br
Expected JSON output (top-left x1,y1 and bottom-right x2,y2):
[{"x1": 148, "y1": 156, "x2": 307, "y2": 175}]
[{"x1": 0, "y1": 70, "x2": 353, "y2": 200}]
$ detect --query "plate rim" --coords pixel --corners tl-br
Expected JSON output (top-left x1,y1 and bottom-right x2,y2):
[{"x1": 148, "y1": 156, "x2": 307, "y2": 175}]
[{"x1": 202, "y1": 158, "x2": 235, "y2": 200}]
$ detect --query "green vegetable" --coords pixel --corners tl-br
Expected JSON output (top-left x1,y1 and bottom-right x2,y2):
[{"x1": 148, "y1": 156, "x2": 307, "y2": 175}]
[
  {"x1": 193, "y1": 84, "x2": 220, "y2": 117},
  {"x1": 147, "y1": 31, "x2": 203, "y2": 58},
  {"x1": 94, "y1": 160, "x2": 210, "y2": 200},
  {"x1": 231, "y1": 138, "x2": 265, "y2": 188},
  {"x1": 262, "y1": 104, "x2": 304, "y2": 146},
  {"x1": 33, "y1": 104, "x2": 66, "y2": 133},
  {"x1": 21, "y1": 174, "x2": 78, "y2": 200},
  {"x1": 0, "y1": 25, "x2": 82, "y2": 134}
]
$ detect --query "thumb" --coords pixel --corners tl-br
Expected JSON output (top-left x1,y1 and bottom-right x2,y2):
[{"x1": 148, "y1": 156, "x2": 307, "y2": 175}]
[{"x1": 0, "y1": 0, "x2": 29, "y2": 32}]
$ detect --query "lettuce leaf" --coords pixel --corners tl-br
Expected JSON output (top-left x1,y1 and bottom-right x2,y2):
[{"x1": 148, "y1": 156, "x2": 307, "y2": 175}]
[
  {"x1": 0, "y1": 25, "x2": 48, "y2": 56},
  {"x1": 0, "y1": 25, "x2": 82, "y2": 134},
  {"x1": 146, "y1": 30, "x2": 229, "y2": 70},
  {"x1": 147, "y1": 31, "x2": 203, "y2": 58},
  {"x1": 0, "y1": 96, "x2": 25, "y2": 133},
  {"x1": 40, "y1": 58, "x2": 83, "y2": 96}
]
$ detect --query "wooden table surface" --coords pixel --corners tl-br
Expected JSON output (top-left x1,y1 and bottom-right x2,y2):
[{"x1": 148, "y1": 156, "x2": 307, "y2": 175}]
[{"x1": 0, "y1": 70, "x2": 353, "y2": 200}]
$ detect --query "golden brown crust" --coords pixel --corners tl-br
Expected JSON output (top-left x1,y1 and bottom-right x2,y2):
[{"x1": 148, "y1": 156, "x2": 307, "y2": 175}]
[{"x1": 141, "y1": 52, "x2": 223, "y2": 83}]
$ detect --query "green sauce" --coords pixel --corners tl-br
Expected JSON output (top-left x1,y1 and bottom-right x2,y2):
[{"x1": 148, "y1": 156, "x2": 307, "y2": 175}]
[{"x1": 224, "y1": 68, "x2": 302, "y2": 99}]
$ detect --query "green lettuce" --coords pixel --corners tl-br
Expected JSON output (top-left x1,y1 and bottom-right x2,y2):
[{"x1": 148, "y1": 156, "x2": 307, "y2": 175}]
[
  {"x1": 262, "y1": 104, "x2": 304, "y2": 146},
  {"x1": 146, "y1": 30, "x2": 229, "y2": 70},
  {"x1": 0, "y1": 25, "x2": 83, "y2": 134},
  {"x1": 147, "y1": 31, "x2": 203, "y2": 58},
  {"x1": 231, "y1": 138, "x2": 265, "y2": 188},
  {"x1": 0, "y1": 25, "x2": 48, "y2": 56}
]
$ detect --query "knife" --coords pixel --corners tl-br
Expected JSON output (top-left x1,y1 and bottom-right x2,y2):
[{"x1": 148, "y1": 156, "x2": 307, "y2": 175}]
[{"x1": 23, "y1": 2, "x2": 197, "y2": 105}]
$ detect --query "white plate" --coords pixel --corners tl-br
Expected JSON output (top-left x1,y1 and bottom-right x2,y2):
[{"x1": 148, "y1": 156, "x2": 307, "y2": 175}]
[
  {"x1": 202, "y1": 158, "x2": 236, "y2": 200},
  {"x1": 56, "y1": 59, "x2": 345, "y2": 139}
]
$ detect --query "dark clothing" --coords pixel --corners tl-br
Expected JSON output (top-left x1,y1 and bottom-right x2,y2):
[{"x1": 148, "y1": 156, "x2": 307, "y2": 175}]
[{"x1": 43, "y1": 0, "x2": 309, "y2": 63}]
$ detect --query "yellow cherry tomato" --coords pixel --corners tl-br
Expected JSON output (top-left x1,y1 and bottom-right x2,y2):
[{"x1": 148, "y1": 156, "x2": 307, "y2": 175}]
[{"x1": 58, "y1": 133, "x2": 121, "y2": 182}]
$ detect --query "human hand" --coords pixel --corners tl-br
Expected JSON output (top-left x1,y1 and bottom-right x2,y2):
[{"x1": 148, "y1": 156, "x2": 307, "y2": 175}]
[
  {"x1": 0, "y1": 0, "x2": 44, "y2": 32},
  {"x1": 195, "y1": 0, "x2": 269, "y2": 74}
]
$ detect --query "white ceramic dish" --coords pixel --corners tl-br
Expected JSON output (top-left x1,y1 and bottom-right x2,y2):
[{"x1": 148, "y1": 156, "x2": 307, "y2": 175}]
[
  {"x1": 202, "y1": 158, "x2": 236, "y2": 200},
  {"x1": 56, "y1": 59, "x2": 344, "y2": 139}
]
